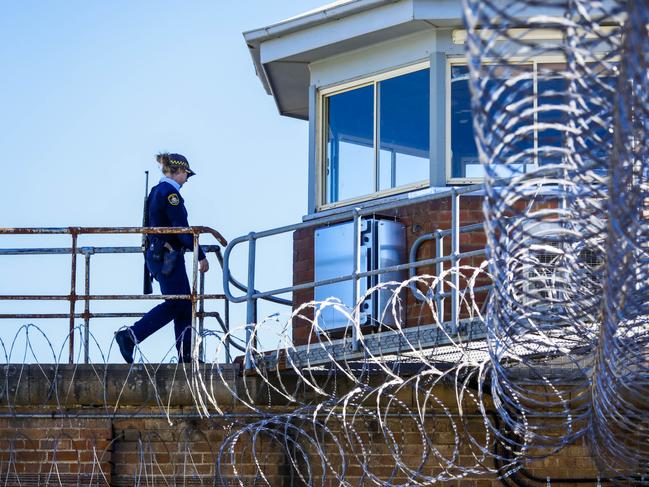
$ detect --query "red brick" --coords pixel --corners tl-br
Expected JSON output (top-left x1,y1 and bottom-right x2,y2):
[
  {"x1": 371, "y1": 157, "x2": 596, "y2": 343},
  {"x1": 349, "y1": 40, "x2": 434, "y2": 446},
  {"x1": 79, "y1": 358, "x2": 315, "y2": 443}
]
[
  {"x1": 13, "y1": 451, "x2": 46, "y2": 462},
  {"x1": 48, "y1": 451, "x2": 80, "y2": 462}
]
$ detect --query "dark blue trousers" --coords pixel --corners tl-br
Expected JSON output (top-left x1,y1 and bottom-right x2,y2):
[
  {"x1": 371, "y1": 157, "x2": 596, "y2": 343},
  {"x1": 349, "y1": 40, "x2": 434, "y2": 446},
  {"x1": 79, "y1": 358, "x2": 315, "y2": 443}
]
[{"x1": 131, "y1": 250, "x2": 192, "y2": 358}]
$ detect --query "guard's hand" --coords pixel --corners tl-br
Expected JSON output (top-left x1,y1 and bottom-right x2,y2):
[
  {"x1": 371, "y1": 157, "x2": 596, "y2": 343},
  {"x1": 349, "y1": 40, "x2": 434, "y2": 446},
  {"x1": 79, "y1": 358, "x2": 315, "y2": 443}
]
[{"x1": 199, "y1": 258, "x2": 209, "y2": 273}]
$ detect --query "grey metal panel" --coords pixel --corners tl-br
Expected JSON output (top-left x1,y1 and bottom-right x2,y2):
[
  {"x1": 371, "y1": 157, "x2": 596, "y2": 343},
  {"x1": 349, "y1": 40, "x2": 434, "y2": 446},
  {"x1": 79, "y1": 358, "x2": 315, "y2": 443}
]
[
  {"x1": 375, "y1": 219, "x2": 406, "y2": 326},
  {"x1": 430, "y1": 51, "x2": 447, "y2": 186},
  {"x1": 315, "y1": 218, "x2": 405, "y2": 331},
  {"x1": 314, "y1": 220, "x2": 371, "y2": 330}
]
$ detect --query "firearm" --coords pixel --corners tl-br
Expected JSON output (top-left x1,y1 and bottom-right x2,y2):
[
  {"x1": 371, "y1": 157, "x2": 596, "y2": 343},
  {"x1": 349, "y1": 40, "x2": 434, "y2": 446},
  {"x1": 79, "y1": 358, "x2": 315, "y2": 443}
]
[{"x1": 142, "y1": 171, "x2": 153, "y2": 295}]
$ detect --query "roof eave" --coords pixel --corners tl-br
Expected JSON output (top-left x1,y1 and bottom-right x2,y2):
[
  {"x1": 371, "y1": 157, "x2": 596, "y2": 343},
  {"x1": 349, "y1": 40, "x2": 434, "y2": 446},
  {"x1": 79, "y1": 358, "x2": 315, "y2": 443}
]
[
  {"x1": 243, "y1": 0, "x2": 401, "y2": 102},
  {"x1": 244, "y1": 38, "x2": 273, "y2": 96},
  {"x1": 242, "y1": 0, "x2": 400, "y2": 45}
]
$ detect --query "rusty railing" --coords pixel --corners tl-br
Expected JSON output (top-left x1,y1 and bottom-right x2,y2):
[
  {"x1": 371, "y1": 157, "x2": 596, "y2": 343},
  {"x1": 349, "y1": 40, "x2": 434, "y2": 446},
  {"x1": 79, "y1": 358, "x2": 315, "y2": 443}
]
[{"x1": 0, "y1": 226, "x2": 229, "y2": 364}]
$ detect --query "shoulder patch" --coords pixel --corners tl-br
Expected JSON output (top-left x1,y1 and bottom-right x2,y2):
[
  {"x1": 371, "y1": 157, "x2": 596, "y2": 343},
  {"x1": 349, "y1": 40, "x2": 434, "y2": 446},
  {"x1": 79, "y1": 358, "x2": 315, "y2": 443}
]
[{"x1": 168, "y1": 193, "x2": 180, "y2": 206}]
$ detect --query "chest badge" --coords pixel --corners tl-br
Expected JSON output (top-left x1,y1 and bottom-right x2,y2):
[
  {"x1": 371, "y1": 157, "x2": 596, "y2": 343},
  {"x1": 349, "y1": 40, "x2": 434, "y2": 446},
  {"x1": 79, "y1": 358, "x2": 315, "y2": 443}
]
[{"x1": 168, "y1": 193, "x2": 180, "y2": 206}]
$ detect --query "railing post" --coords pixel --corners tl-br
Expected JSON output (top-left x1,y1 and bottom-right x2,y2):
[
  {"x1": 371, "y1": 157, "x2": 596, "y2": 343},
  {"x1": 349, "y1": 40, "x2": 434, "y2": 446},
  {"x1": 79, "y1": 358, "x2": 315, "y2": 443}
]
[
  {"x1": 352, "y1": 209, "x2": 361, "y2": 352},
  {"x1": 245, "y1": 232, "x2": 257, "y2": 369},
  {"x1": 435, "y1": 232, "x2": 444, "y2": 325},
  {"x1": 451, "y1": 189, "x2": 460, "y2": 334},
  {"x1": 224, "y1": 299, "x2": 231, "y2": 364},
  {"x1": 83, "y1": 248, "x2": 93, "y2": 364},
  {"x1": 198, "y1": 271, "x2": 205, "y2": 362},
  {"x1": 191, "y1": 232, "x2": 200, "y2": 360},
  {"x1": 68, "y1": 231, "x2": 78, "y2": 364}
]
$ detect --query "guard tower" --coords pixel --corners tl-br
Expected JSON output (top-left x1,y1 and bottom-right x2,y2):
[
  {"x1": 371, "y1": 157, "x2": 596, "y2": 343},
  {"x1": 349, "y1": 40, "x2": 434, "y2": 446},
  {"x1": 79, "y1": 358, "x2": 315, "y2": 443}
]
[{"x1": 244, "y1": 0, "x2": 491, "y2": 346}]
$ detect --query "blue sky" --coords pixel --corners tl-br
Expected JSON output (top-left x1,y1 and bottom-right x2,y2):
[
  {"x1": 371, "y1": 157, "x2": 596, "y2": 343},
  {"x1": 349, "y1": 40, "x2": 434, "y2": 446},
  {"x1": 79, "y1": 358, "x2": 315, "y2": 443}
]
[{"x1": 0, "y1": 1, "x2": 326, "y2": 362}]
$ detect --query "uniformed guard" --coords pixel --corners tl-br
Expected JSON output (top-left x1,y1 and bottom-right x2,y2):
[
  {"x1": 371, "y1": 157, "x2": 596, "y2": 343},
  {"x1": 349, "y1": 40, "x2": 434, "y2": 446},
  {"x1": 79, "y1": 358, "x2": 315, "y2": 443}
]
[{"x1": 115, "y1": 152, "x2": 209, "y2": 363}]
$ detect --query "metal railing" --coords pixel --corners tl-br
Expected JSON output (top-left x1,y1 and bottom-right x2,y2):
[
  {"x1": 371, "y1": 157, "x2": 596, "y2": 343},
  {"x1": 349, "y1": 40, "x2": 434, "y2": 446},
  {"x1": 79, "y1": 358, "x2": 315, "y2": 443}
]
[
  {"x1": 1, "y1": 185, "x2": 491, "y2": 366},
  {"x1": 222, "y1": 184, "x2": 490, "y2": 368},
  {"x1": 0, "y1": 226, "x2": 229, "y2": 364},
  {"x1": 408, "y1": 221, "x2": 491, "y2": 322}
]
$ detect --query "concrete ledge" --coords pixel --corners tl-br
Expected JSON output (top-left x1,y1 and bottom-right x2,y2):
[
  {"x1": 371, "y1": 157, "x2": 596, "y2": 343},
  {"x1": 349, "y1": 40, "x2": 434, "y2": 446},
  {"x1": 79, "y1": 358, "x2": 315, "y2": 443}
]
[{"x1": 1, "y1": 364, "x2": 239, "y2": 408}]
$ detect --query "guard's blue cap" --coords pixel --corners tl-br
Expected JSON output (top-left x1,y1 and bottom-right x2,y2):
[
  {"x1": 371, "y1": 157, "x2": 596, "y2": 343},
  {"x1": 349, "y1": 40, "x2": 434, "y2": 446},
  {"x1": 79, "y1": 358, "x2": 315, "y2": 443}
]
[{"x1": 168, "y1": 153, "x2": 196, "y2": 177}]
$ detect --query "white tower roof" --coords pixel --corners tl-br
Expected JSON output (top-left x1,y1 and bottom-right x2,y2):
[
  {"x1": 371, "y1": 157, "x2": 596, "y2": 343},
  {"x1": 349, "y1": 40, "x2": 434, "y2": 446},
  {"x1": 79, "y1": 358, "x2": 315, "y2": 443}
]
[{"x1": 243, "y1": 0, "x2": 463, "y2": 119}]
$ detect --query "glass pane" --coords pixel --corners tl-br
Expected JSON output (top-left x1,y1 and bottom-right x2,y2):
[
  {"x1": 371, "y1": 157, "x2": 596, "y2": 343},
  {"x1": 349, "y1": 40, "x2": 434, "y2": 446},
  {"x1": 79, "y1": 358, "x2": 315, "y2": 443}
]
[
  {"x1": 326, "y1": 85, "x2": 374, "y2": 203},
  {"x1": 537, "y1": 62, "x2": 616, "y2": 173},
  {"x1": 537, "y1": 63, "x2": 568, "y2": 166},
  {"x1": 378, "y1": 68, "x2": 430, "y2": 190},
  {"x1": 337, "y1": 141, "x2": 374, "y2": 200},
  {"x1": 379, "y1": 149, "x2": 393, "y2": 190},
  {"x1": 450, "y1": 65, "x2": 479, "y2": 179},
  {"x1": 577, "y1": 62, "x2": 617, "y2": 176},
  {"x1": 451, "y1": 64, "x2": 534, "y2": 179}
]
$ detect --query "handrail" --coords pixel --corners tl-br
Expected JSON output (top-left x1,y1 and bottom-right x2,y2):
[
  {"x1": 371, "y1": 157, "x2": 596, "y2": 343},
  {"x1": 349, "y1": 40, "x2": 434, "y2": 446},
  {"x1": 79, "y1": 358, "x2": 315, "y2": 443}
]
[
  {"x1": 221, "y1": 184, "x2": 489, "y2": 367},
  {"x1": 0, "y1": 225, "x2": 228, "y2": 246},
  {"x1": 213, "y1": 247, "x2": 291, "y2": 306},
  {"x1": 221, "y1": 184, "x2": 484, "y2": 304},
  {"x1": 2, "y1": 184, "x2": 491, "y2": 368},
  {"x1": 408, "y1": 222, "x2": 487, "y2": 302},
  {"x1": 0, "y1": 226, "x2": 228, "y2": 364}
]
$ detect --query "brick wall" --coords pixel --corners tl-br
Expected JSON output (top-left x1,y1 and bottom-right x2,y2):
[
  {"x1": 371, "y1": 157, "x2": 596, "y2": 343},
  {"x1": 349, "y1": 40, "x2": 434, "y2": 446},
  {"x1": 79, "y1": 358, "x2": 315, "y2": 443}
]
[
  {"x1": 293, "y1": 227, "x2": 315, "y2": 344},
  {"x1": 0, "y1": 414, "x2": 604, "y2": 487},
  {"x1": 0, "y1": 374, "x2": 606, "y2": 487},
  {"x1": 0, "y1": 411, "x2": 289, "y2": 486},
  {"x1": 0, "y1": 416, "x2": 112, "y2": 485}
]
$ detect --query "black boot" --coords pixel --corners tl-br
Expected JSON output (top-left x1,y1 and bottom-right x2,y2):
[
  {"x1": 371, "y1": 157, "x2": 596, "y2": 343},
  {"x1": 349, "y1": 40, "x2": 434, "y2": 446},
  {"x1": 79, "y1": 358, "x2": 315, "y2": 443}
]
[{"x1": 115, "y1": 329, "x2": 135, "y2": 364}]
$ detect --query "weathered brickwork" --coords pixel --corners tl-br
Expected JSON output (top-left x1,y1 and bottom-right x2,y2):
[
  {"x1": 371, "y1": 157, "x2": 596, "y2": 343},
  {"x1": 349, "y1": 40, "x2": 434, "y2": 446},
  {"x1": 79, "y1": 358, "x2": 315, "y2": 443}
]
[
  {"x1": 0, "y1": 404, "x2": 604, "y2": 486},
  {"x1": 0, "y1": 364, "x2": 607, "y2": 486},
  {"x1": 0, "y1": 416, "x2": 112, "y2": 485},
  {"x1": 293, "y1": 227, "x2": 315, "y2": 344}
]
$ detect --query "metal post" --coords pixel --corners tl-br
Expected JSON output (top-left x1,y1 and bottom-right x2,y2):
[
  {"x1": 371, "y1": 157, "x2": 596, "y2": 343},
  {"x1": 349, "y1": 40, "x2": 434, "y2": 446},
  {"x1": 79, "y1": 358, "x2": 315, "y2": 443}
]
[
  {"x1": 352, "y1": 210, "x2": 361, "y2": 352},
  {"x1": 83, "y1": 250, "x2": 91, "y2": 364},
  {"x1": 191, "y1": 233, "x2": 199, "y2": 359},
  {"x1": 68, "y1": 231, "x2": 78, "y2": 364},
  {"x1": 245, "y1": 233, "x2": 257, "y2": 369},
  {"x1": 224, "y1": 298, "x2": 231, "y2": 364},
  {"x1": 391, "y1": 149, "x2": 397, "y2": 188},
  {"x1": 435, "y1": 233, "x2": 444, "y2": 325},
  {"x1": 198, "y1": 271, "x2": 205, "y2": 362},
  {"x1": 451, "y1": 190, "x2": 460, "y2": 333}
]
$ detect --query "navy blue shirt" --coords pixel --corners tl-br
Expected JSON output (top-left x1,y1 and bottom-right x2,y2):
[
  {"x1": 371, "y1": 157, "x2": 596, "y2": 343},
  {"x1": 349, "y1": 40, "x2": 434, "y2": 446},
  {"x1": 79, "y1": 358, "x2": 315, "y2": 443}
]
[{"x1": 147, "y1": 180, "x2": 206, "y2": 260}]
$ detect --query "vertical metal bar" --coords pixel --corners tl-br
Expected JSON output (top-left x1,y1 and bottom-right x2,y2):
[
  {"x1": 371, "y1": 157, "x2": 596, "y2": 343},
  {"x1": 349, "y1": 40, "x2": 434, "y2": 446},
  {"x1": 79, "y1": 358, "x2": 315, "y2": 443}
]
[
  {"x1": 68, "y1": 231, "x2": 78, "y2": 364},
  {"x1": 430, "y1": 52, "x2": 447, "y2": 186},
  {"x1": 352, "y1": 210, "x2": 361, "y2": 352},
  {"x1": 330, "y1": 131, "x2": 339, "y2": 203},
  {"x1": 245, "y1": 233, "x2": 257, "y2": 369},
  {"x1": 451, "y1": 190, "x2": 460, "y2": 333},
  {"x1": 435, "y1": 233, "x2": 444, "y2": 324},
  {"x1": 83, "y1": 251, "x2": 91, "y2": 364},
  {"x1": 191, "y1": 233, "x2": 200, "y2": 359},
  {"x1": 391, "y1": 149, "x2": 397, "y2": 188},
  {"x1": 307, "y1": 84, "x2": 318, "y2": 214},
  {"x1": 224, "y1": 298, "x2": 231, "y2": 364},
  {"x1": 198, "y1": 270, "x2": 205, "y2": 362},
  {"x1": 374, "y1": 82, "x2": 379, "y2": 193},
  {"x1": 532, "y1": 60, "x2": 538, "y2": 171}
]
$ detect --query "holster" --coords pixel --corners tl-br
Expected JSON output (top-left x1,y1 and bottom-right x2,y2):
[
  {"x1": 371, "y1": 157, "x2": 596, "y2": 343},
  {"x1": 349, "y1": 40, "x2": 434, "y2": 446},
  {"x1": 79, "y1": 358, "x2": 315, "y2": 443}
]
[
  {"x1": 161, "y1": 249, "x2": 180, "y2": 276},
  {"x1": 149, "y1": 238, "x2": 165, "y2": 262},
  {"x1": 143, "y1": 260, "x2": 153, "y2": 295}
]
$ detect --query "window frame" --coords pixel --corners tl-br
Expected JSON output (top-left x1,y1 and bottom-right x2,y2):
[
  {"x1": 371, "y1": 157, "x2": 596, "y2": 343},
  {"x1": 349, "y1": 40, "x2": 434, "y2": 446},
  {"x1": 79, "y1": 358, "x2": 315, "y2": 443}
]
[
  {"x1": 445, "y1": 54, "x2": 570, "y2": 185},
  {"x1": 316, "y1": 60, "x2": 431, "y2": 211}
]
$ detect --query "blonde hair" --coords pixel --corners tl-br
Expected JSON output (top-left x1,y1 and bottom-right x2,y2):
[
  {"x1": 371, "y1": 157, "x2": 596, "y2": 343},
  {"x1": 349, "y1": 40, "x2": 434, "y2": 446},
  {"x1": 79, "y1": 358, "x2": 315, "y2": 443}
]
[{"x1": 156, "y1": 152, "x2": 184, "y2": 176}]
